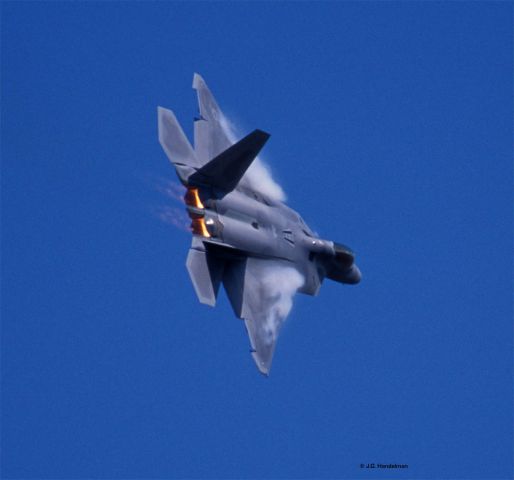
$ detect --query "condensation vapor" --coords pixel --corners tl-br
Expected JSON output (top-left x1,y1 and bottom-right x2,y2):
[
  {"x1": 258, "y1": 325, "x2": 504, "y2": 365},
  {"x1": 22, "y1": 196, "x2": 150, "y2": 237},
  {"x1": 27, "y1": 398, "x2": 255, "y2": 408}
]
[
  {"x1": 150, "y1": 176, "x2": 190, "y2": 233},
  {"x1": 219, "y1": 115, "x2": 303, "y2": 343},
  {"x1": 155, "y1": 110, "x2": 302, "y2": 340},
  {"x1": 219, "y1": 114, "x2": 286, "y2": 202},
  {"x1": 153, "y1": 205, "x2": 190, "y2": 233},
  {"x1": 253, "y1": 261, "x2": 305, "y2": 346},
  {"x1": 154, "y1": 177, "x2": 185, "y2": 203}
]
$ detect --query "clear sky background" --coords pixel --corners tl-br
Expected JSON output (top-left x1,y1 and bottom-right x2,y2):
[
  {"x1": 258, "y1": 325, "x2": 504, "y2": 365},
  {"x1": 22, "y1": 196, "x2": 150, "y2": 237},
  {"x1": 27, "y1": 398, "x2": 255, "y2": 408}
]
[{"x1": 2, "y1": 2, "x2": 512, "y2": 479}]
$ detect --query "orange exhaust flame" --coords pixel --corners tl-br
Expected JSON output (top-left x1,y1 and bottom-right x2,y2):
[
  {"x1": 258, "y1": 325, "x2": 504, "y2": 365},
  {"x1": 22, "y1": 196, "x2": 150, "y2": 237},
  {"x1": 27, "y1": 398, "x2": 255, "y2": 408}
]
[
  {"x1": 184, "y1": 187, "x2": 205, "y2": 209},
  {"x1": 184, "y1": 188, "x2": 210, "y2": 237},
  {"x1": 191, "y1": 218, "x2": 211, "y2": 237}
]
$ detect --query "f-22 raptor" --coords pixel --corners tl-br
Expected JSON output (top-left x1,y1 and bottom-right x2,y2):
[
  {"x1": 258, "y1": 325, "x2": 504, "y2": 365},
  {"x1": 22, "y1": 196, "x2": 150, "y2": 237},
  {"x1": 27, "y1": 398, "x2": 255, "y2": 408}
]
[{"x1": 158, "y1": 74, "x2": 361, "y2": 375}]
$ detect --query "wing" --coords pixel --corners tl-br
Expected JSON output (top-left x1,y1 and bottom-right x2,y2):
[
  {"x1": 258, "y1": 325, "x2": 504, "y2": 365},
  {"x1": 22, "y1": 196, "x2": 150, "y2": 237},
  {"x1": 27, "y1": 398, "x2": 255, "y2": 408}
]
[
  {"x1": 193, "y1": 73, "x2": 235, "y2": 163},
  {"x1": 223, "y1": 257, "x2": 304, "y2": 376}
]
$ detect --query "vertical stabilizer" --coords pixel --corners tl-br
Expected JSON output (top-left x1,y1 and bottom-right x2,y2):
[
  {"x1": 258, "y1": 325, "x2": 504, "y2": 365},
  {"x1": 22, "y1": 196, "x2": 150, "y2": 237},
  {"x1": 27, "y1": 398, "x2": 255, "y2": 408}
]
[
  {"x1": 189, "y1": 129, "x2": 270, "y2": 193},
  {"x1": 193, "y1": 73, "x2": 234, "y2": 163}
]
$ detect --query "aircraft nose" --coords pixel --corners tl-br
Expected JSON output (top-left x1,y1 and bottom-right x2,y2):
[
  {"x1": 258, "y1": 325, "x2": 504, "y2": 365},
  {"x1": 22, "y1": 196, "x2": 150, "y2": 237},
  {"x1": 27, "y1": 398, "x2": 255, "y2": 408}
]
[
  {"x1": 305, "y1": 237, "x2": 334, "y2": 255},
  {"x1": 344, "y1": 264, "x2": 362, "y2": 284}
]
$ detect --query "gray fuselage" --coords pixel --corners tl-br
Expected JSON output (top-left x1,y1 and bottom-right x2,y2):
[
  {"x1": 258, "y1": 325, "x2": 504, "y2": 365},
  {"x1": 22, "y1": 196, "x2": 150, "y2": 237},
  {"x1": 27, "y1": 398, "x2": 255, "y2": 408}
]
[{"x1": 196, "y1": 186, "x2": 334, "y2": 295}]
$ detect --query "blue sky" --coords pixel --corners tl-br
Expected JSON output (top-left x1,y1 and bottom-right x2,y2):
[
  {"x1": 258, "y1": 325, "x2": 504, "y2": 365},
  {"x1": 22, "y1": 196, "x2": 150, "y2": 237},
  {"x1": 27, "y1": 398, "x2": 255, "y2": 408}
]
[{"x1": 2, "y1": 2, "x2": 512, "y2": 479}]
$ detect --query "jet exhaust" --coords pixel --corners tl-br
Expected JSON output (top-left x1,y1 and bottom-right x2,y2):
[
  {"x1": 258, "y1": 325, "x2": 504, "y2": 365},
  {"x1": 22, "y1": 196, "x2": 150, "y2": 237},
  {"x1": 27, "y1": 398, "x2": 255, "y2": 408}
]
[
  {"x1": 157, "y1": 73, "x2": 360, "y2": 375},
  {"x1": 184, "y1": 187, "x2": 205, "y2": 209},
  {"x1": 152, "y1": 205, "x2": 190, "y2": 233},
  {"x1": 184, "y1": 187, "x2": 211, "y2": 237},
  {"x1": 191, "y1": 218, "x2": 211, "y2": 238}
]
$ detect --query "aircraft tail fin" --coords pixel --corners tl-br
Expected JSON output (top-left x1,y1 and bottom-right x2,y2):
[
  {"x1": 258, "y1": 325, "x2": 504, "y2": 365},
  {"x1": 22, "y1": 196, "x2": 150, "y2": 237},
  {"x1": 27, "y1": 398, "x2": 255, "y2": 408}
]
[
  {"x1": 188, "y1": 129, "x2": 270, "y2": 193},
  {"x1": 158, "y1": 106, "x2": 201, "y2": 183},
  {"x1": 193, "y1": 73, "x2": 234, "y2": 163}
]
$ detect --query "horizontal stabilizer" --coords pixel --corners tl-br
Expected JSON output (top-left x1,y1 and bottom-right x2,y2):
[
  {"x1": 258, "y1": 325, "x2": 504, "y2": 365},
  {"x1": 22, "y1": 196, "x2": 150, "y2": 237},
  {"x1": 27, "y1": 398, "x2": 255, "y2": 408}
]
[
  {"x1": 189, "y1": 129, "x2": 270, "y2": 193},
  {"x1": 222, "y1": 259, "x2": 247, "y2": 317},
  {"x1": 186, "y1": 247, "x2": 225, "y2": 306},
  {"x1": 158, "y1": 107, "x2": 201, "y2": 182}
]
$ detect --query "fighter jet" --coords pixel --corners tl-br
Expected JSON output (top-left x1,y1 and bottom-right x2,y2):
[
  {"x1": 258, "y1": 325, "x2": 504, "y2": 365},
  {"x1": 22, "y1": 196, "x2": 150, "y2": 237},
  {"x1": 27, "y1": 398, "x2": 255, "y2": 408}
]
[{"x1": 157, "y1": 73, "x2": 361, "y2": 375}]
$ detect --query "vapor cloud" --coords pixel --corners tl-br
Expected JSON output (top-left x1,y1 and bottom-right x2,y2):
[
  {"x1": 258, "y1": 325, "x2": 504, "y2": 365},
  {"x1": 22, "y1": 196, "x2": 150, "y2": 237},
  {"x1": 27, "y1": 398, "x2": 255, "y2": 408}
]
[
  {"x1": 153, "y1": 176, "x2": 185, "y2": 203},
  {"x1": 152, "y1": 205, "x2": 190, "y2": 233},
  {"x1": 219, "y1": 113, "x2": 286, "y2": 202},
  {"x1": 147, "y1": 175, "x2": 189, "y2": 232},
  {"x1": 220, "y1": 115, "x2": 302, "y2": 351},
  {"x1": 154, "y1": 110, "x2": 301, "y2": 357},
  {"x1": 253, "y1": 261, "x2": 305, "y2": 346}
]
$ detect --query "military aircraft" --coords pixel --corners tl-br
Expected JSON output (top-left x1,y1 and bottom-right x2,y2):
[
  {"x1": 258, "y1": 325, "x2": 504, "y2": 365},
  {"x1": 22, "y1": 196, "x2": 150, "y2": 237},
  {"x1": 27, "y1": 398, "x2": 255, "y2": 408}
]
[{"x1": 157, "y1": 73, "x2": 361, "y2": 375}]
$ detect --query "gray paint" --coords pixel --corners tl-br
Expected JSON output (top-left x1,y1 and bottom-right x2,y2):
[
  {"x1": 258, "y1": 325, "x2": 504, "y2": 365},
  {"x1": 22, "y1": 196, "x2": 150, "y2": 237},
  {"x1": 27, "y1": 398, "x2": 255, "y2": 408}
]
[{"x1": 158, "y1": 73, "x2": 361, "y2": 375}]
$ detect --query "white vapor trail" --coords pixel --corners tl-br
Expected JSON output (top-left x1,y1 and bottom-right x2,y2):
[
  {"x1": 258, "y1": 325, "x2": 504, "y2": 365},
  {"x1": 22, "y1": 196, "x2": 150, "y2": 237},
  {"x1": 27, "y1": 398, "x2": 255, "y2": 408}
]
[
  {"x1": 219, "y1": 115, "x2": 303, "y2": 345},
  {"x1": 154, "y1": 109, "x2": 302, "y2": 346},
  {"x1": 152, "y1": 205, "x2": 190, "y2": 233},
  {"x1": 153, "y1": 177, "x2": 185, "y2": 203},
  {"x1": 148, "y1": 176, "x2": 190, "y2": 233},
  {"x1": 219, "y1": 113, "x2": 286, "y2": 202},
  {"x1": 253, "y1": 261, "x2": 305, "y2": 345}
]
